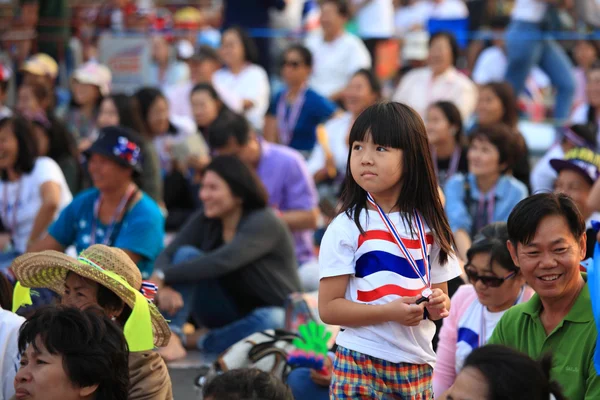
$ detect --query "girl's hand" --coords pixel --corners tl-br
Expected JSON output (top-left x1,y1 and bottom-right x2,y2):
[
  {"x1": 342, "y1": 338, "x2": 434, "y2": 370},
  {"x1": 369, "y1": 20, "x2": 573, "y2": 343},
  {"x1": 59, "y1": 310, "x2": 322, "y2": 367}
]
[
  {"x1": 386, "y1": 295, "x2": 427, "y2": 326},
  {"x1": 425, "y1": 288, "x2": 450, "y2": 320}
]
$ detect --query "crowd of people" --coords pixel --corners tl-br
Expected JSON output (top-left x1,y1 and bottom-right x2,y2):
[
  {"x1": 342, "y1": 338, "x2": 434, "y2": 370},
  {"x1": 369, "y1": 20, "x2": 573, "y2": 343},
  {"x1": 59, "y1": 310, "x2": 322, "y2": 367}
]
[{"x1": 0, "y1": 0, "x2": 599, "y2": 399}]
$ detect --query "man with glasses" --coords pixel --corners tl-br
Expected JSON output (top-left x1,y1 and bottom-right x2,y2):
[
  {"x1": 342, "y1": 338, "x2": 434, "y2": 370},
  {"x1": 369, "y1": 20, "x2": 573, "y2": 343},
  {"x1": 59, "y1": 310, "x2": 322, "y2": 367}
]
[{"x1": 488, "y1": 193, "x2": 600, "y2": 400}]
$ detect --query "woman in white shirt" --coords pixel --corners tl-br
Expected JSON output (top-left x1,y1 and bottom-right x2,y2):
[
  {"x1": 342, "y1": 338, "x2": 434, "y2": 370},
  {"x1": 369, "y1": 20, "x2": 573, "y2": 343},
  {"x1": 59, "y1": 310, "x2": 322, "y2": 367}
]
[
  {"x1": 392, "y1": 31, "x2": 477, "y2": 120},
  {"x1": 213, "y1": 27, "x2": 270, "y2": 132},
  {"x1": 571, "y1": 62, "x2": 600, "y2": 150},
  {"x1": 0, "y1": 116, "x2": 72, "y2": 269}
]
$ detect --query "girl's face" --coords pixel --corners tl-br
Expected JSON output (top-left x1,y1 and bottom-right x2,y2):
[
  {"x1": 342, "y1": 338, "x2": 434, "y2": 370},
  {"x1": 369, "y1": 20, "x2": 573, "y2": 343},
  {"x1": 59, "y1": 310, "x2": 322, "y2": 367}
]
[
  {"x1": 476, "y1": 87, "x2": 504, "y2": 126},
  {"x1": 0, "y1": 123, "x2": 19, "y2": 170},
  {"x1": 96, "y1": 98, "x2": 120, "y2": 129},
  {"x1": 191, "y1": 90, "x2": 221, "y2": 127},
  {"x1": 446, "y1": 367, "x2": 489, "y2": 400},
  {"x1": 147, "y1": 97, "x2": 170, "y2": 135},
  {"x1": 344, "y1": 74, "x2": 378, "y2": 116},
  {"x1": 32, "y1": 124, "x2": 50, "y2": 157},
  {"x1": 72, "y1": 81, "x2": 100, "y2": 107},
  {"x1": 554, "y1": 169, "x2": 592, "y2": 216},
  {"x1": 586, "y1": 69, "x2": 600, "y2": 107},
  {"x1": 350, "y1": 133, "x2": 403, "y2": 200},
  {"x1": 281, "y1": 50, "x2": 310, "y2": 86},
  {"x1": 220, "y1": 30, "x2": 245, "y2": 68},
  {"x1": 428, "y1": 36, "x2": 453, "y2": 75},
  {"x1": 466, "y1": 252, "x2": 525, "y2": 312},
  {"x1": 16, "y1": 86, "x2": 40, "y2": 114},
  {"x1": 199, "y1": 170, "x2": 242, "y2": 219},
  {"x1": 467, "y1": 137, "x2": 504, "y2": 178},
  {"x1": 575, "y1": 41, "x2": 598, "y2": 70},
  {"x1": 425, "y1": 106, "x2": 455, "y2": 146}
]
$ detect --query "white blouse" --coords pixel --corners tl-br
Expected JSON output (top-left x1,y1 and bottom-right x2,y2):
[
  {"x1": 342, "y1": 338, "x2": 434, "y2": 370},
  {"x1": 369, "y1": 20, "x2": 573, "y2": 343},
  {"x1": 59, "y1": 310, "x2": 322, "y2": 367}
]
[{"x1": 307, "y1": 112, "x2": 353, "y2": 176}]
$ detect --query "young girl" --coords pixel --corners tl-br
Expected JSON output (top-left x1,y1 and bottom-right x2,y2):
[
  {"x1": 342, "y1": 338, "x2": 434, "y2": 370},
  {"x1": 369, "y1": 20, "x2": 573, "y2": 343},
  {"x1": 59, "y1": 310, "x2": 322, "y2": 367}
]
[{"x1": 319, "y1": 102, "x2": 460, "y2": 399}]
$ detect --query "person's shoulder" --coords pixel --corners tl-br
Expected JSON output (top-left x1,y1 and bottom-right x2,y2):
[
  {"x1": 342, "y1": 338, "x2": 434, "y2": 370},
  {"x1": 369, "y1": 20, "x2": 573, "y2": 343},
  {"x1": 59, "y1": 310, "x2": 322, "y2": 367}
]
[
  {"x1": 403, "y1": 66, "x2": 430, "y2": 80},
  {"x1": 501, "y1": 175, "x2": 528, "y2": 196},
  {"x1": 134, "y1": 193, "x2": 164, "y2": 219},
  {"x1": 445, "y1": 172, "x2": 467, "y2": 188},
  {"x1": 244, "y1": 64, "x2": 268, "y2": 79},
  {"x1": 243, "y1": 208, "x2": 287, "y2": 230},
  {"x1": 452, "y1": 284, "x2": 478, "y2": 305},
  {"x1": 267, "y1": 142, "x2": 307, "y2": 167},
  {"x1": 304, "y1": 31, "x2": 323, "y2": 48},
  {"x1": 324, "y1": 112, "x2": 351, "y2": 130},
  {"x1": 0, "y1": 308, "x2": 25, "y2": 328},
  {"x1": 32, "y1": 156, "x2": 61, "y2": 174},
  {"x1": 328, "y1": 210, "x2": 361, "y2": 234},
  {"x1": 341, "y1": 31, "x2": 365, "y2": 47}
]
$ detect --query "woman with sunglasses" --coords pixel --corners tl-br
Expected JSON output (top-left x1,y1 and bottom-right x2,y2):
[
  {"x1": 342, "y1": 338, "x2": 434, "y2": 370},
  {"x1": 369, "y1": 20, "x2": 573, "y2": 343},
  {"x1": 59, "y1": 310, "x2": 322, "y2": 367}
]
[{"x1": 433, "y1": 222, "x2": 533, "y2": 396}]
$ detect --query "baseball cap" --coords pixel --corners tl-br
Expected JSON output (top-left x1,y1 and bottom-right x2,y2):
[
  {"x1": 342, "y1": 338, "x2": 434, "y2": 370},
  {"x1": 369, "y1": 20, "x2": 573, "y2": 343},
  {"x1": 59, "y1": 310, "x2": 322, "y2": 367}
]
[
  {"x1": 72, "y1": 62, "x2": 112, "y2": 96},
  {"x1": 21, "y1": 53, "x2": 58, "y2": 79},
  {"x1": 550, "y1": 147, "x2": 600, "y2": 185},
  {"x1": 84, "y1": 126, "x2": 143, "y2": 173}
]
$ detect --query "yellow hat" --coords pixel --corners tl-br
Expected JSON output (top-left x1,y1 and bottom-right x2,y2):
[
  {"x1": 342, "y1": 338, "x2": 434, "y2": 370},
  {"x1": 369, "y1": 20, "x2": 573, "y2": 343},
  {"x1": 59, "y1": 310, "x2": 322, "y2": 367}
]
[
  {"x1": 21, "y1": 53, "x2": 58, "y2": 79},
  {"x1": 174, "y1": 6, "x2": 203, "y2": 28}
]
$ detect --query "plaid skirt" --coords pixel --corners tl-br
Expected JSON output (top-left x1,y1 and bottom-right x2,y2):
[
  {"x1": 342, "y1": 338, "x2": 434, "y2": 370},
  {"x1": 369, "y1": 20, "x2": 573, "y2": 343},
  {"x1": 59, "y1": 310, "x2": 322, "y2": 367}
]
[{"x1": 330, "y1": 346, "x2": 433, "y2": 399}]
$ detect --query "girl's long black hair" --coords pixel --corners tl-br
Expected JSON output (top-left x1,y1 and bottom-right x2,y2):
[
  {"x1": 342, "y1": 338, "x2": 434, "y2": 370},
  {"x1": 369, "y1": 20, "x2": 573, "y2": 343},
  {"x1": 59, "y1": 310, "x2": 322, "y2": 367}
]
[{"x1": 338, "y1": 102, "x2": 456, "y2": 264}]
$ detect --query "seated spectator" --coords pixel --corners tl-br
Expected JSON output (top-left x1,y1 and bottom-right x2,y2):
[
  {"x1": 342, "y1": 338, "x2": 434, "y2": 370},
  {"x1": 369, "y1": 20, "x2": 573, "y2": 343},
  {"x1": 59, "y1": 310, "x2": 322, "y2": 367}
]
[
  {"x1": 264, "y1": 44, "x2": 337, "y2": 154},
  {"x1": 433, "y1": 223, "x2": 533, "y2": 394},
  {"x1": 488, "y1": 193, "x2": 600, "y2": 399},
  {"x1": 0, "y1": 273, "x2": 24, "y2": 400},
  {"x1": 16, "y1": 83, "x2": 49, "y2": 116},
  {"x1": 307, "y1": 68, "x2": 380, "y2": 202},
  {"x1": 15, "y1": 306, "x2": 129, "y2": 400},
  {"x1": 425, "y1": 101, "x2": 468, "y2": 188},
  {"x1": 551, "y1": 147, "x2": 600, "y2": 260},
  {"x1": 470, "y1": 82, "x2": 531, "y2": 190},
  {"x1": 65, "y1": 62, "x2": 112, "y2": 151},
  {"x1": 166, "y1": 45, "x2": 243, "y2": 119},
  {"x1": 572, "y1": 40, "x2": 599, "y2": 110},
  {"x1": 190, "y1": 83, "x2": 233, "y2": 143},
  {"x1": 393, "y1": 32, "x2": 477, "y2": 120},
  {"x1": 213, "y1": 27, "x2": 270, "y2": 132},
  {"x1": 204, "y1": 369, "x2": 293, "y2": 400},
  {"x1": 442, "y1": 345, "x2": 567, "y2": 400},
  {"x1": 305, "y1": 0, "x2": 371, "y2": 101},
  {"x1": 20, "y1": 53, "x2": 58, "y2": 96},
  {"x1": 96, "y1": 93, "x2": 163, "y2": 204},
  {"x1": 210, "y1": 113, "x2": 320, "y2": 291},
  {"x1": 29, "y1": 126, "x2": 164, "y2": 279},
  {"x1": 531, "y1": 124, "x2": 596, "y2": 194},
  {"x1": 152, "y1": 156, "x2": 301, "y2": 361},
  {"x1": 571, "y1": 61, "x2": 600, "y2": 149},
  {"x1": 0, "y1": 64, "x2": 12, "y2": 120},
  {"x1": 0, "y1": 116, "x2": 72, "y2": 269},
  {"x1": 445, "y1": 124, "x2": 528, "y2": 261},
  {"x1": 149, "y1": 35, "x2": 190, "y2": 92}
]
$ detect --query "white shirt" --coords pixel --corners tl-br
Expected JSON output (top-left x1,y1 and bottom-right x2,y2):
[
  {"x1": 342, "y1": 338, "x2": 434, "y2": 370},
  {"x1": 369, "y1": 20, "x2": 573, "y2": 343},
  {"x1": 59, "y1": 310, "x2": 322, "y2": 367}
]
[
  {"x1": 511, "y1": 0, "x2": 548, "y2": 22},
  {"x1": 530, "y1": 143, "x2": 564, "y2": 194},
  {"x1": 320, "y1": 209, "x2": 461, "y2": 365},
  {"x1": 394, "y1": 2, "x2": 433, "y2": 35},
  {"x1": 429, "y1": 0, "x2": 469, "y2": 19},
  {"x1": 0, "y1": 308, "x2": 25, "y2": 400},
  {"x1": 392, "y1": 66, "x2": 477, "y2": 120},
  {"x1": 352, "y1": 0, "x2": 395, "y2": 38},
  {"x1": 0, "y1": 157, "x2": 72, "y2": 253},
  {"x1": 307, "y1": 112, "x2": 352, "y2": 176},
  {"x1": 213, "y1": 64, "x2": 270, "y2": 131},
  {"x1": 305, "y1": 31, "x2": 372, "y2": 98},
  {"x1": 472, "y1": 46, "x2": 551, "y2": 87},
  {"x1": 166, "y1": 79, "x2": 244, "y2": 120}
]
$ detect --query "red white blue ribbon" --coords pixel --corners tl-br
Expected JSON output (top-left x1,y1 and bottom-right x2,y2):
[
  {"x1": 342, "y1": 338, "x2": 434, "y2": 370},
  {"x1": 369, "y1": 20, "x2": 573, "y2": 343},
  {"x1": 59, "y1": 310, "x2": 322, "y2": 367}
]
[
  {"x1": 140, "y1": 281, "x2": 158, "y2": 303},
  {"x1": 366, "y1": 192, "x2": 431, "y2": 296}
]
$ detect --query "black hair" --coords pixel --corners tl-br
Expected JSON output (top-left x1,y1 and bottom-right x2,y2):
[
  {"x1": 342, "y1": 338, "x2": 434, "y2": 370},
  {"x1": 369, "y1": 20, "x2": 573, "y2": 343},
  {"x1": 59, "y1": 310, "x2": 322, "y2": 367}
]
[
  {"x1": 191, "y1": 83, "x2": 222, "y2": 102},
  {"x1": 283, "y1": 44, "x2": 313, "y2": 68},
  {"x1": 223, "y1": 26, "x2": 260, "y2": 65},
  {"x1": 462, "y1": 345, "x2": 567, "y2": 400},
  {"x1": 97, "y1": 284, "x2": 132, "y2": 327},
  {"x1": 352, "y1": 68, "x2": 383, "y2": 99},
  {"x1": 208, "y1": 111, "x2": 251, "y2": 149},
  {"x1": 507, "y1": 193, "x2": 586, "y2": 247},
  {"x1": 429, "y1": 101, "x2": 464, "y2": 144},
  {"x1": 322, "y1": 0, "x2": 351, "y2": 18},
  {"x1": 429, "y1": 31, "x2": 460, "y2": 67},
  {"x1": 203, "y1": 368, "x2": 293, "y2": 400},
  {"x1": 105, "y1": 93, "x2": 148, "y2": 138},
  {"x1": 469, "y1": 123, "x2": 519, "y2": 173},
  {"x1": 466, "y1": 222, "x2": 519, "y2": 273},
  {"x1": 339, "y1": 102, "x2": 456, "y2": 264},
  {"x1": 204, "y1": 155, "x2": 268, "y2": 213},
  {"x1": 18, "y1": 306, "x2": 129, "y2": 400},
  {"x1": 480, "y1": 82, "x2": 519, "y2": 128},
  {"x1": 133, "y1": 87, "x2": 167, "y2": 134},
  {"x1": 564, "y1": 123, "x2": 598, "y2": 149},
  {"x1": 0, "y1": 271, "x2": 13, "y2": 311},
  {"x1": 489, "y1": 16, "x2": 510, "y2": 30},
  {"x1": 0, "y1": 116, "x2": 38, "y2": 180}
]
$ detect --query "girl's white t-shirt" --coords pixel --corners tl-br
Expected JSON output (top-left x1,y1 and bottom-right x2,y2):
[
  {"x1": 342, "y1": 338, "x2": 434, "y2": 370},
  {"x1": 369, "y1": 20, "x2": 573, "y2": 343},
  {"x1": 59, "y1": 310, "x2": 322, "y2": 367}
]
[
  {"x1": 319, "y1": 209, "x2": 461, "y2": 366},
  {"x1": 0, "y1": 157, "x2": 73, "y2": 253}
]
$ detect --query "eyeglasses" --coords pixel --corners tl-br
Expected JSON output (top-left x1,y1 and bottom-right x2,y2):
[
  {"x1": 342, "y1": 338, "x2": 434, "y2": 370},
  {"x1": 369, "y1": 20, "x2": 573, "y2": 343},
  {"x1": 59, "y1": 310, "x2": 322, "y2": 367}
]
[
  {"x1": 464, "y1": 266, "x2": 518, "y2": 288},
  {"x1": 281, "y1": 60, "x2": 302, "y2": 68}
]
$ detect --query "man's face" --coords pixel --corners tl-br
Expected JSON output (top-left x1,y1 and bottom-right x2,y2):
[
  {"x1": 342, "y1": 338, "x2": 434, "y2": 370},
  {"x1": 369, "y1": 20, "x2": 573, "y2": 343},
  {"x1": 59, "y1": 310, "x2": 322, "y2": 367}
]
[
  {"x1": 214, "y1": 137, "x2": 255, "y2": 166},
  {"x1": 508, "y1": 215, "x2": 586, "y2": 301}
]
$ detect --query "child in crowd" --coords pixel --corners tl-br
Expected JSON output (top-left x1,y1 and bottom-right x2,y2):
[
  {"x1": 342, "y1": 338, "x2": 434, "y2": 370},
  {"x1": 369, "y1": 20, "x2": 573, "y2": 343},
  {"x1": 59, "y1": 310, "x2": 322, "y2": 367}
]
[
  {"x1": 203, "y1": 369, "x2": 293, "y2": 400},
  {"x1": 318, "y1": 102, "x2": 461, "y2": 398}
]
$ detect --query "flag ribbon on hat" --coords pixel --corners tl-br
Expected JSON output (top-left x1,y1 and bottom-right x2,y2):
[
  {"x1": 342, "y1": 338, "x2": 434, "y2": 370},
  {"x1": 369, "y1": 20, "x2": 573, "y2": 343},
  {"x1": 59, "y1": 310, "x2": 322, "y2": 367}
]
[{"x1": 141, "y1": 281, "x2": 158, "y2": 302}]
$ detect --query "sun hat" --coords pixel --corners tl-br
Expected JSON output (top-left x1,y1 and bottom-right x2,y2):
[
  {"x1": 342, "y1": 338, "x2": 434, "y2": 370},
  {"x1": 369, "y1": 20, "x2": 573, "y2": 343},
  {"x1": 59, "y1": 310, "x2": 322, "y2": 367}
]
[
  {"x1": 550, "y1": 147, "x2": 600, "y2": 186},
  {"x1": 72, "y1": 61, "x2": 112, "y2": 96},
  {"x1": 11, "y1": 244, "x2": 171, "y2": 349},
  {"x1": 21, "y1": 53, "x2": 58, "y2": 79},
  {"x1": 83, "y1": 126, "x2": 143, "y2": 173}
]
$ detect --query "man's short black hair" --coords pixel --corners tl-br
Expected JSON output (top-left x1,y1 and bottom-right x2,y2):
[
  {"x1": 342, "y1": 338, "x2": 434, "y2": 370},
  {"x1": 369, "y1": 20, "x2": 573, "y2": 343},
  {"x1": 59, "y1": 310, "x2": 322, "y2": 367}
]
[
  {"x1": 203, "y1": 368, "x2": 293, "y2": 400},
  {"x1": 207, "y1": 111, "x2": 251, "y2": 149},
  {"x1": 507, "y1": 193, "x2": 586, "y2": 247}
]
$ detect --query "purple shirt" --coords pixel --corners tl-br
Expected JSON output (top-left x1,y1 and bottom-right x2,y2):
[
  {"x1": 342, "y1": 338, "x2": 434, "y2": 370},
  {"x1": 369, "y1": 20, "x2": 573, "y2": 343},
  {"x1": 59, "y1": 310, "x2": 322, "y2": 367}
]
[{"x1": 256, "y1": 140, "x2": 318, "y2": 265}]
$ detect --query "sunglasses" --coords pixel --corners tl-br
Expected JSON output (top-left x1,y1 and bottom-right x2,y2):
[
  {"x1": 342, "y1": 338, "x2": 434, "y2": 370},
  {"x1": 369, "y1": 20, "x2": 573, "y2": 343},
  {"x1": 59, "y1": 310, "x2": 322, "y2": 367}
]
[
  {"x1": 464, "y1": 266, "x2": 518, "y2": 288},
  {"x1": 281, "y1": 60, "x2": 302, "y2": 68}
]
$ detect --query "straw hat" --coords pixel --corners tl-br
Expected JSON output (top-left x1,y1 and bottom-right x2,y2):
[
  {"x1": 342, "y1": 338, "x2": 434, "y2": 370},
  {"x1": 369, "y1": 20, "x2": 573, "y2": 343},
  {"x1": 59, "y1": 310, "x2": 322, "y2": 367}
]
[
  {"x1": 21, "y1": 53, "x2": 59, "y2": 79},
  {"x1": 12, "y1": 245, "x2": 171, "y2": 348}
]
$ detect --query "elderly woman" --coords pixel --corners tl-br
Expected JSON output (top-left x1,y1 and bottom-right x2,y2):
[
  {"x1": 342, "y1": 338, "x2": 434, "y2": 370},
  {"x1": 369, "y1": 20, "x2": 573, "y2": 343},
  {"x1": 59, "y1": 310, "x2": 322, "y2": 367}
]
[
  {"x1": 12, "y1": 244, "x2": 173, "y2": 399},
  {"x1": 29, "y1": 126, "x2": 165, "y2": 279}
]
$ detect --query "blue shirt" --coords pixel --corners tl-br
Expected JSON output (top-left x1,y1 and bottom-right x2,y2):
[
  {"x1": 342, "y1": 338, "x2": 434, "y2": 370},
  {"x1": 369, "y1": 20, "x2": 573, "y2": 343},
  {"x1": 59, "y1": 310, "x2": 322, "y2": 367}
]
[
  {"x1": 49, "y1": 188, "x2": 165, "y2": 278},
  {"x1": 444, "y1": 173, "x2": 528, "y2": 235},
  {"x1": 267, "y1": 88, "x2": 337, "y2": 152}
]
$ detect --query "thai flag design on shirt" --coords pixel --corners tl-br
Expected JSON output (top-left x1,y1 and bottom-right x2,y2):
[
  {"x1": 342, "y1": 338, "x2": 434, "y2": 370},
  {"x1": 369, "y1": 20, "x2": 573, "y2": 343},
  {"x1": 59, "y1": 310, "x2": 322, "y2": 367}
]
[{"x1": 355, "y1": 230, "x2": 433, "y2": 302}]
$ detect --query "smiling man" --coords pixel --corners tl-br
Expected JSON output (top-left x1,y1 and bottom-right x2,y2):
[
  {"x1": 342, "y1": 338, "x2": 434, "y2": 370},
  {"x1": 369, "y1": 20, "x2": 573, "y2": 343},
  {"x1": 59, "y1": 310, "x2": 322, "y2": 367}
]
[{"x1": 488, "y1": 193, "x2": 600, "y2": 400}]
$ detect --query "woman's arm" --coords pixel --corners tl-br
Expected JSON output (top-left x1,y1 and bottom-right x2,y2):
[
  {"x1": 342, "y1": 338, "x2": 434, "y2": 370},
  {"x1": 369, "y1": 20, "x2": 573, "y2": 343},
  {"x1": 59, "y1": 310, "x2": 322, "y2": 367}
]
[
  {"x1": 263, "y1": 115, "x2": 279, "y2": 143},
  {"x1": 28, "y1": 181, "x2": 61, "y2": 247},
  {"x1": 454, "y1": 229, "x2": 472, "y2": 263},
  {"x1": 27, "y1": 234, "x2": 65, "y2": 253}
]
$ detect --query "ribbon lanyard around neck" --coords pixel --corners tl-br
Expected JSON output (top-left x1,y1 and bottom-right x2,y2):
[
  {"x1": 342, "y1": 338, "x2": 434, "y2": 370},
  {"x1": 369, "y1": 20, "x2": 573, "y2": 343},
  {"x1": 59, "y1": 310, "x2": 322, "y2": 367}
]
[
  {"x1": 432, "y1": 146, "x2": 461, "y2": 181},
  {"x1": 91, "y1": 185, "x2": 137, "y2": 246},
  {"x1": 366, "y1": 192, "x2": 431, "y2": 291},
  {"x1": 477, "y1": 185, "x2": 496, "y2": 229},
  {"x1": 277, "y1": 86, "x2": 307, "y2": 146}
]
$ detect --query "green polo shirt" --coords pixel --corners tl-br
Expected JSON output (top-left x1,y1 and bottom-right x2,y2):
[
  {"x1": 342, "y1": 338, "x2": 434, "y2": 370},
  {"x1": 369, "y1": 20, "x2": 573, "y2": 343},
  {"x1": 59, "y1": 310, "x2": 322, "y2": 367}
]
[{"x1": 488, "y1": 279, "x2": 599, "y2": 400}]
